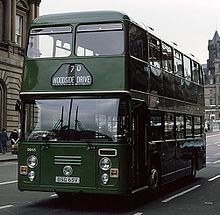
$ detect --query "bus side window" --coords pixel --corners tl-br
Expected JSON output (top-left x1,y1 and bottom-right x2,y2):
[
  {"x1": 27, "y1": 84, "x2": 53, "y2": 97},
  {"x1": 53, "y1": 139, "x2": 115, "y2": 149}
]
[
  {"x1": 183, "y1": 55, "x2": 192, "y2": 81},
  {"x1": 192, "y1": 61, "x2": 200, "y2": 84},
  {"x1": 129, "y1": 24, "x2": 147, "y2": 61},
  {"x1": 149, "y1": 34, "x2": 161, "y2": 68},
  {"x1": 194, "y1": 116, "x2": 202, "y2": 137},
  {"x1": 199, "y1": 65, "x2": 204, "y2": 85},
  {"x1": 174, "y1": 50, "x2": 183, "y2": 77},
  {"x1": 164, "y1": 113, "x2": 175, "y2": 139},
  {"x1": 186, "y1": 115, "x2": 193, "y2": 138},
  {"x1": 162, "y1": 42, "x2": 173, "y2": 73},
  {"x1": 150, "y1": 114, "x2": 163, "y2": 141},
  {"x1": 176, "y1": 114, "x2": 184, "y2": 139}
]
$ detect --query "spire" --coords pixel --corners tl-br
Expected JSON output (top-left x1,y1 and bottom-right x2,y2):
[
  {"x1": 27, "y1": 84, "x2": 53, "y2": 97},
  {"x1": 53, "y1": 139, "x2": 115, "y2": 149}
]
[{"x1": 210, "y1": 30, "x2": 220, "y2": 45}]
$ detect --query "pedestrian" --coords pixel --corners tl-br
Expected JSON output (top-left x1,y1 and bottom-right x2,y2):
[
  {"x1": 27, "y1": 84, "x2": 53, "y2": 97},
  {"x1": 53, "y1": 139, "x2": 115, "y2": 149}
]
[
  {"x1": 10, "y1": 129, "x2": 19, "y2": 146},
  {"x1": 0, "y1": 128, "x2": 9, "y2": 154}
]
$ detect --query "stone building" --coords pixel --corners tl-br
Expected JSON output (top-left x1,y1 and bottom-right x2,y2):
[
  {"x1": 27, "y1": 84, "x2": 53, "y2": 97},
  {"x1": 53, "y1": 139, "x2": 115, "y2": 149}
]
[
  {"x1": 204, "y1": 31, "x2": 220, "y2": 130},
  {"x1": 0, "y1": 0, "x2": 41, "y2": 133}
]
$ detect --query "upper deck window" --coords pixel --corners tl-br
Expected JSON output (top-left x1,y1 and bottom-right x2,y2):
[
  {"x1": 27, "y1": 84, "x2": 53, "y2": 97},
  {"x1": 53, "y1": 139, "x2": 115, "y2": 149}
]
[
  {"x1": 183, "y1": 55, "x2": 192, "y2": 81},
  {"x1": 162, "y1": 42, "x2": 173, "y2": 72},
  {"x1": 174, "y1": 50, "x2": 183, "y2": 77},
  {"x1": 27, "y1": 26, "x2": 72, "y2": 59},
  {"x1": 75, "y1": 23, "x2": 124, "y2": 56},
  {"x1": 129, "y1": 24, "x2": 147, "y2": 61},
  {"x1": 149, "y1": 35, "x2": 161, "y2": 68}
]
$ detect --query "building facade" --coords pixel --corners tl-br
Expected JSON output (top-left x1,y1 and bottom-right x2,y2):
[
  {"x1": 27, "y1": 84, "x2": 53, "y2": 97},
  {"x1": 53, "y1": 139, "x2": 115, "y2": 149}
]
[
  {"x1": 204, "y1": 31, "x2": 220, "y2": 130},
  {"x1": 0, "y1": 0, "x2": 41, "y2": 133}
]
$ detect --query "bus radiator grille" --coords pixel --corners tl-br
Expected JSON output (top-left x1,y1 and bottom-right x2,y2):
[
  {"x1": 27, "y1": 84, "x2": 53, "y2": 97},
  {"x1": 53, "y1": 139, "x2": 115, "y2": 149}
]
[{"x1": 54, "y1": 155, "x2": 82, "y2": 165}]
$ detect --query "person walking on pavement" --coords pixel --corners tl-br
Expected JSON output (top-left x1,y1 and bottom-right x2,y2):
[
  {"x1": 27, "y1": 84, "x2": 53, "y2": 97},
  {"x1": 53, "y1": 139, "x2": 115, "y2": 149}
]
[
  {"x1": 0, "y1": 128, "x2": 9, "y2": 154},
  {"x1": 10, "y1": 129, "x2": 19, "y2": 146}
]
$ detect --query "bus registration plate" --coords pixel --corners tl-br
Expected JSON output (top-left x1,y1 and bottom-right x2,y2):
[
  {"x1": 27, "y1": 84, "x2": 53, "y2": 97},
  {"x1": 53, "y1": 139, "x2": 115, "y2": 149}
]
[{"x1": 55, "y1": 176, "x2": 80, "y2": 184}]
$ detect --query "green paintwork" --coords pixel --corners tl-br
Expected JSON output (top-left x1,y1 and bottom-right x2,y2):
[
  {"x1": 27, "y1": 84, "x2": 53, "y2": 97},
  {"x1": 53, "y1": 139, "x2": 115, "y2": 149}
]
[
  {"x1": 21, "y1": 11, "x2": 131, "y2": 94},
  {"x1": 31, "y1": 11, "x2": 130, "y2": 26},
  {"x1": 21, "y1": 57, "x2": 127, "y2": 93},
  {"x1": 19, "y1": 11, "x2": 132, "y2": 195},
  {"x1": 18, "y1": 142, "x2": 130, "y2": 194}
]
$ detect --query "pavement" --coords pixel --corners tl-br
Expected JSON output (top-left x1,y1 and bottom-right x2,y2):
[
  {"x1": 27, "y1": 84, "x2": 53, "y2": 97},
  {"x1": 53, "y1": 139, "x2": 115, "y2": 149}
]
[{"x1": 0, "y1": 152, "x2": 17, "y2": 162}]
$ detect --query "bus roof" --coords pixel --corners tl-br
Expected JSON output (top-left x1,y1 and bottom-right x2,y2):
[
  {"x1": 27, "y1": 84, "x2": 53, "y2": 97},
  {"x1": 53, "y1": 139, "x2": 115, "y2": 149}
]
[
  {"x1": 31, "y1": 10, "x2": 200, "y2": 62},
  {"x1": 32, "y1": 10, "x2": 131, "y2": 25}
]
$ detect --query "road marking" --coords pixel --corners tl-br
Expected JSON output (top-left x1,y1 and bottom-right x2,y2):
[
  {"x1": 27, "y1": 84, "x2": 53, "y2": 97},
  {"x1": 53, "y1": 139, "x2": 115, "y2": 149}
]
[
  {"x1": 133, "y1": 212, "x2": 143, "y2": 215},
  {"x1": 213, "y1": 160, "x2": 220, "y2": 164},
  {"x1": 207, "y1": 142, "x2": 220, "y2": 146},
  {"x1": 206, "y1": 133, "x2": 220, "y2": 138},
  {"x1": 0, "y1": 161, "x2": 17, "y2": 166},
  {"x1": 161, "y1": 185, "x2": 201, "y2": 203},
  {"x1": 0, "y1": 180, "x2": 17, "y2": 186},
  {"x1": 0, "y1": 205, "x2": 14, "y2": 210},
  {"x1": 208, "y1": 175, "x2": 220, "y2": 182}
]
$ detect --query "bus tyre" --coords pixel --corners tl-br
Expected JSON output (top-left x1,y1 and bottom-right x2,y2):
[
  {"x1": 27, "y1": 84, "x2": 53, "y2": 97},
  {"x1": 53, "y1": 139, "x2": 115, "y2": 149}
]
[
  {"x1": 149, "y1": 162, "x2": 161, "y2": 191},
  {"x1": 190, "y1": 156, "x2": 197, "y2": 180},
  {"x1": 56, "y1": 192, "x2": 72, "y2": 199}
]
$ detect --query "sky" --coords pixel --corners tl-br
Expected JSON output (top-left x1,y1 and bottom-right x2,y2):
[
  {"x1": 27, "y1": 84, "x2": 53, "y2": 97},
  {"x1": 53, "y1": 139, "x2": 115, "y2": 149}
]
[{"x1": 40, "y1": 0, "x2": 220, "y2": 64}]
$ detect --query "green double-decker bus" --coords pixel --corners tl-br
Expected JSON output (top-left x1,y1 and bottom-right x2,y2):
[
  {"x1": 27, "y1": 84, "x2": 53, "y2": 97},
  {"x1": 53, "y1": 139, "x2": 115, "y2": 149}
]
[{"x1": 18, "y1": 11, "x2": 206, "y2": 196}]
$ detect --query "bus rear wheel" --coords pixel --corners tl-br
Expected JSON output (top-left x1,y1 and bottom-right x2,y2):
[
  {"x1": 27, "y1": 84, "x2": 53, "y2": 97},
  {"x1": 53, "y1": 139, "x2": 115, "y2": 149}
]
[{"x1": 149, "y1": 163, "x2": 161, "y2": 191}]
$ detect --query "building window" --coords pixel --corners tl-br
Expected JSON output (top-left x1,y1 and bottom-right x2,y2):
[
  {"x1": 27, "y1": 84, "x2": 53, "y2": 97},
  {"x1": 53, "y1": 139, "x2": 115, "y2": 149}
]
[{"x1": 16, "y1": 14, "x2": 23, "y2": 46}]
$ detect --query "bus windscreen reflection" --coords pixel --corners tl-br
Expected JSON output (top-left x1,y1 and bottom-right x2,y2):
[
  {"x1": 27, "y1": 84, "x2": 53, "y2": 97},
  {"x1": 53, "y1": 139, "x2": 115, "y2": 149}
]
[{"x1": 24, "y1": 98, "x2": 129, "y2": 143}]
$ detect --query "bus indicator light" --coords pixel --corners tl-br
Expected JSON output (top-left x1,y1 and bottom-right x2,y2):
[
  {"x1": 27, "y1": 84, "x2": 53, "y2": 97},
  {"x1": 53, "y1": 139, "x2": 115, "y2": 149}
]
[
  {"x1": 110, "y1": 168, "x2": 119, "y2": 178},
  {"x1": 28, "y1": 171, "x2": 36, "y2": 182},
  {"x1": 99, "y1": 157, "x2": 112, "y2": 171},
  {"x1": 20, "y1": 166, "x2": 28, "y2": 175},
  {"x1": 101, "y1": 173, "x2": 109, "y2": 185}
]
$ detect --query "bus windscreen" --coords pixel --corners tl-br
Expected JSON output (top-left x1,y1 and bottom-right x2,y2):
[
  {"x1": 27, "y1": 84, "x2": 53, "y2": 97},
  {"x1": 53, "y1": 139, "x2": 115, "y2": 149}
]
[{"x1": 23, "y1": 98, "x2": 129, "y2": 143}]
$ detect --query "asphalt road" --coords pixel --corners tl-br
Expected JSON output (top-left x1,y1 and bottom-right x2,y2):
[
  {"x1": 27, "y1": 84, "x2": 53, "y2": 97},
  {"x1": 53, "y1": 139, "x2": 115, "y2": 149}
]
[{"x1": 0, "y1": 133, "x2": 219, "y2": 215}]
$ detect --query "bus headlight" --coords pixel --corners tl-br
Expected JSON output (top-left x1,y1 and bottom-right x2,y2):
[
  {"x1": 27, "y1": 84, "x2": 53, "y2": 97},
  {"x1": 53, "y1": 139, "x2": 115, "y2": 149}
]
[
  {"x1": 99, "y1": 157, "x2": 112, "y2": 171},
  {"x1": 27, "y1": 155, "x2": 38, "y2": 168},
  {"x1": 28, "y1": 171, "x2": 36, "y2": 182},
  {"x1": 101, "y1": 173, "x2": 109, "y2": 185}
]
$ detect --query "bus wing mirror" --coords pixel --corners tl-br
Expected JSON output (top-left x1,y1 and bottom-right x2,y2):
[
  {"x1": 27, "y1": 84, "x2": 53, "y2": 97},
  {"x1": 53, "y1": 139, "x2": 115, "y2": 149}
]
[{"x1": 15, "y1": 100, "x2": 21, "y2": 112}]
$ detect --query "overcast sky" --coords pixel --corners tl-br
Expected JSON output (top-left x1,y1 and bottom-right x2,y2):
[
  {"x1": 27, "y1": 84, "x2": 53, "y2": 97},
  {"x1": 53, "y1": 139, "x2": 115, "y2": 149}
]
[{"x1": 40, "y1": 0, "x2": 220, "y2": 64}]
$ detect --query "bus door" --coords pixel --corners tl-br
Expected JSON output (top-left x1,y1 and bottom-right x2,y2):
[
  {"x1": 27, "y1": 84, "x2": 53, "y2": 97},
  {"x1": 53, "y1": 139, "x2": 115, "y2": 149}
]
[
  {"x1": 132, "y1": 101, "x2": 148, "y2": 187},
  {"x1": 163, "y1": 113, "x2": 176, "y2": 183},
  {"x1": 175, "y1": 115, "x2": 192, "y2": 178}
]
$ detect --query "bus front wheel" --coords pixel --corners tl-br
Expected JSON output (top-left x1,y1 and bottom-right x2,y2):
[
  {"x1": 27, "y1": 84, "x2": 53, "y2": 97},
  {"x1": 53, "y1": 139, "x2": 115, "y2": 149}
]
[{"x1": 56, "y1": 192, "x2": 73, "y2": 199}]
